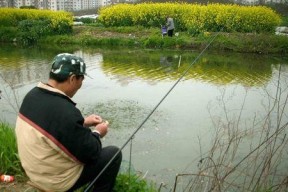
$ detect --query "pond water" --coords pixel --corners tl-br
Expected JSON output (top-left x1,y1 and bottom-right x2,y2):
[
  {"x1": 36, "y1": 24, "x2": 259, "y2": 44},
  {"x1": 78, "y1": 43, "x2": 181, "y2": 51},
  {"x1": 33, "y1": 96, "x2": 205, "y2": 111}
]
[{"x1": 0, "y1": 44, "x2": 287, "y2": 191}]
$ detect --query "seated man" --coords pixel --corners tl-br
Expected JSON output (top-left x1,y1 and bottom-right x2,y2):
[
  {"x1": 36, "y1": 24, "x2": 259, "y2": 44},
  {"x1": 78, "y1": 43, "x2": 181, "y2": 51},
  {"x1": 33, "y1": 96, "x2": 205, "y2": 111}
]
[{"x1": 16, "y1": 53, "x2": 122, "y2": 192}]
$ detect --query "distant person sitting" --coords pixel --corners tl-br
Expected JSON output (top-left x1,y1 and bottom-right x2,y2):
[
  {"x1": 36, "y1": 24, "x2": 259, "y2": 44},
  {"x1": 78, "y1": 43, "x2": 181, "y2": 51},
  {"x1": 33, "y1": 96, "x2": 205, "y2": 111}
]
[{"x1": 166, "y1": 16, "x2": 175, "y2": 37}]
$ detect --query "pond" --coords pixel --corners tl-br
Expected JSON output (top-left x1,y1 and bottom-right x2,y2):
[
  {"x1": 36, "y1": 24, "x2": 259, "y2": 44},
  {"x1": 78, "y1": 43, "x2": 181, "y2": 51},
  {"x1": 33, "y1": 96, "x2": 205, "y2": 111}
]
[{"x1": 0, "y1": 44, "x2": 287, "y2": 191}]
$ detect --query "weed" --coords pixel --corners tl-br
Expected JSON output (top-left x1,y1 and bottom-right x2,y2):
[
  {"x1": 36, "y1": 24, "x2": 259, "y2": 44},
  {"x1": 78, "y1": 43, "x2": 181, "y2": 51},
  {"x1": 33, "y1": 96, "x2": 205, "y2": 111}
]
[
  {"x1": 113, "y1": 173, "x2": 157, "y2": 192},
  {"x1": 0, "y1": 123, "x2": 25, "y2": 180}
]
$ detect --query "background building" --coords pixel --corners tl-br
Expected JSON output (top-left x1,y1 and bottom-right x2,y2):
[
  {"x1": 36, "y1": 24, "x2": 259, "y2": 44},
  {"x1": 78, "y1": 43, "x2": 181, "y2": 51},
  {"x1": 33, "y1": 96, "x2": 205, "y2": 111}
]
[
  {"x1": 0, "y1": 0, "x2": 112, "y2": 10},
  {"x1": 0, "y1": 0, "x2": 286, "y2": 11}
]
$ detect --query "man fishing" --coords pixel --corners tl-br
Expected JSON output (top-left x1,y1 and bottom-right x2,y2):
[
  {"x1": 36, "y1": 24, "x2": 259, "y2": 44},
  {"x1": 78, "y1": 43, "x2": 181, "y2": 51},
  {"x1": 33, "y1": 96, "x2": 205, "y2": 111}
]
[{"x1": 15, "y1": 53, "x2": 122, "y2": 192}]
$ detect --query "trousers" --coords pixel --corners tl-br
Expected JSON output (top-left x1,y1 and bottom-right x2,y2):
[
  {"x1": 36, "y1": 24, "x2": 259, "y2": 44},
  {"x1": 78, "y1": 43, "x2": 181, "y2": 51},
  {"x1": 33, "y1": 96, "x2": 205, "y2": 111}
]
[
  {"x1": 67, "y1": 146, "x2": 122, "y2": 192},
  {"x1": 168, "y1": 29, "x2": 174, "y2": 37}
]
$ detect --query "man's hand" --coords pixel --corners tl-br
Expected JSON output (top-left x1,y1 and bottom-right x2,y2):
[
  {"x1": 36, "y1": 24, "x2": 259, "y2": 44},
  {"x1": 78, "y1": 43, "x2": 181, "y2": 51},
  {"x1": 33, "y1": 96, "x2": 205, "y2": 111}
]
[
  {"x1": 84, "y1": 114, "x2": 102, "y2": 127},
  {"x1": 94, "y1": 121, "x2": 109, "y2": 138}
]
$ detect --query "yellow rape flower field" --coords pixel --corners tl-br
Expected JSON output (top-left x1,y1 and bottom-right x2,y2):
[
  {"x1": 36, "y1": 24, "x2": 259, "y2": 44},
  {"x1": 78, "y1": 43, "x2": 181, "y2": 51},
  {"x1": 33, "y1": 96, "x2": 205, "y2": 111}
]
[{"x1": 0, "y1": 3, "x2": 287, "y2": 52}]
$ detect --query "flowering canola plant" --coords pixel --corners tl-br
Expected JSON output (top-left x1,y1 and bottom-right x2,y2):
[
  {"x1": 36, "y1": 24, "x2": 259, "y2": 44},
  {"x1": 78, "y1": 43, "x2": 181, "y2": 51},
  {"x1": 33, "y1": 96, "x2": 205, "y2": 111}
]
[
  {"x1": 0, "y1": 8, "x2": 73, "y2": 30},
  {"x1": 98, "y1": 3, "x2": 281, "y2": 33}
]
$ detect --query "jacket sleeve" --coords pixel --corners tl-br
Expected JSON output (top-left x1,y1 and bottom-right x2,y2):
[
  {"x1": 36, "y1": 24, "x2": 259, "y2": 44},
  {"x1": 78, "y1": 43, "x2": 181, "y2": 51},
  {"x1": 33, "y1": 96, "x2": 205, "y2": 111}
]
[{"x1": 56, "y1": 110, "x2": 103, "y2": 164}]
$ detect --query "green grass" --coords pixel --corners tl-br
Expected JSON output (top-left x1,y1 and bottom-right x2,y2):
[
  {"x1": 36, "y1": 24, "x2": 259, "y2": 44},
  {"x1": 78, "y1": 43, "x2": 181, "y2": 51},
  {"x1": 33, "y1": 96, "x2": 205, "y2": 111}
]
[
  {"x1": 0, "y1": 26, "x2": 18, "y2": 42},
  {"x1": 113, "y1": 173, "x2": 157, "y2": 192},
  {"x1": 281, "y1": 16, "x2": 288, "y2": 26},
  {"x1": 38, "y1": 24, "x2": 288, "y2": 54},
  {"x1": 1, "y1": 16, "x2": 288, "y2": 53},
  {"x1": 0, "y1": 123, "x2": 24, "y2": 180},
  {"x1": 210, "y1": 32, "x2": 288, "y2": 54}
]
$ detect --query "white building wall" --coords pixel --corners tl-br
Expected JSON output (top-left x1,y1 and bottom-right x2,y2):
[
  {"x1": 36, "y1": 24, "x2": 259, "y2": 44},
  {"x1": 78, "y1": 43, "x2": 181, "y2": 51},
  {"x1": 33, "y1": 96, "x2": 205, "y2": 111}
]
[
  {"x1": 100, "y1": 0, "x2": 111, "y2": 6},
  {"x1": 82, "y1": 0, "x2": 88, "y2": 9},
  {"x1": 73, "y1": 0, "x2": 82, "y2": 10},
  {"x1": 57, "y1": 0, "x2": 65, "y2": 10},
  {"x1": 50, "y1": 0, "x2": 58, "y2": 10},
  {"x1": 1, "y1": 0, "x2": 125, "y2": 9}
]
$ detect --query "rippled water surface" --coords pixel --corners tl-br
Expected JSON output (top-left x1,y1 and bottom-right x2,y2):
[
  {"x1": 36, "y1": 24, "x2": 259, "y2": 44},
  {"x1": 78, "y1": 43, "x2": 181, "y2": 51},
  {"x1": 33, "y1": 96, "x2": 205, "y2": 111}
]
[{"x1": 0, "y1": 44, "x2": 287, "y2": 191}]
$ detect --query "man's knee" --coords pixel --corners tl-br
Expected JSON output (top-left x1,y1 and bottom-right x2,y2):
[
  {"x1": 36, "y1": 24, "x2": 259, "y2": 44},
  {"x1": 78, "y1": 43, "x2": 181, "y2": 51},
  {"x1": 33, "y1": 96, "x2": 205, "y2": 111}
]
[{"x1": 104, "y1": 146, "x2": 122, "y2": 163}]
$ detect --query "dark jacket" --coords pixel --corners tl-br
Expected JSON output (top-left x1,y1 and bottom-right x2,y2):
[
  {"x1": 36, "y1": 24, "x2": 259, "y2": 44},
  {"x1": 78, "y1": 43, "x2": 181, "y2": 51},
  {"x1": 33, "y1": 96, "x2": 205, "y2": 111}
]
[{"x1": 16, "y1": 82, "x2": 101, "y2": 191}]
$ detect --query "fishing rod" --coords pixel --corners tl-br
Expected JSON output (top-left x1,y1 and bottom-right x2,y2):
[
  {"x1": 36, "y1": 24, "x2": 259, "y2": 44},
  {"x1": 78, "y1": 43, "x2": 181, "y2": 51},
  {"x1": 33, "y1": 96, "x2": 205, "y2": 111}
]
[{"x1": 84, "y1": 31, "x2": 221, "y2": 192}]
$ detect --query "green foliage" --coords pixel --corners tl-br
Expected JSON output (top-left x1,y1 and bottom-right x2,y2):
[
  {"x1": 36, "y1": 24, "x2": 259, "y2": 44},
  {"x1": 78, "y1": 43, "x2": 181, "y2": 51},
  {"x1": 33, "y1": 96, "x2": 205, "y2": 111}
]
[
  {"x1": 17, "y1": 19, "x2": 52, "y2": 45},
  {"x1": 0, "y1": 27, "x2": 17, "y2": 42},
  {"x1": 109, "y1": 26, "x2": 145, "y2": 33},
  {"x1": 17, "y1": 18, "x2": 72, "y2": 46},
  {"x1": 113, "y1": 173, "x2": 157, "y2": 192},
  {"x1": 0, "y1": 8, "x2": 73, "y2": 28},
  {"x1": 187, "y1": 26, "x2": 201, "y2": 36},
  {"x1": 73, "y1": 173, "x2": 157, "y2": 192},
  {"x1": 38, "y1": 25, "x2": 288, "y2": 53},
  {"x1": 0, "y1": 123, "x2": 24, "y2": 179},
  {"x1": 82, "y1": 37, "x2": 135, "y2": 47},
  {"x1": 54, "y1": 20, "x2": 72, "y2": 35},
  {"x1": 142, "y1": 34, "x2": 185, "y2": 49},
  {"x1": 41, "y1": 35, "x2": 78, "y2": 45},
  {"x1": 281, "y1": 16, "x2": 288, "y2": 26},
  {"x1": 143, "y1": 35, "x2": 165, "y2": 48},
  {"x1": 211, "y1": 33, "x2": 288, "y2": 54},
  {"x1": 0, "y1": 8, "x2": 73, "y2": 45}
]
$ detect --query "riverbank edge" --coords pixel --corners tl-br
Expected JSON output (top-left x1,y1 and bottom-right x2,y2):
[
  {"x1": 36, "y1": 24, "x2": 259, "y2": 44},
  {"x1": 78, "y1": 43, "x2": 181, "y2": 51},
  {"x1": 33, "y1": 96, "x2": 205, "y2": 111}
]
[
  {"x1": 40, "y1": 26, "x2": 288, "y2": 54},
  {"x1": 1, "y1": 25, "x2": 288, "y2": 54}
]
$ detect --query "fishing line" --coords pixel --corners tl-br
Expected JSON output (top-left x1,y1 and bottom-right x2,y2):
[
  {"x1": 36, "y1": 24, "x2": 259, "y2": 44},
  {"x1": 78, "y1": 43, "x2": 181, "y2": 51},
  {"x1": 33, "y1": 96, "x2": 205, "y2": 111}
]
[{"x1": 84, "y1": 31, "x2": 221, "y2": 192}]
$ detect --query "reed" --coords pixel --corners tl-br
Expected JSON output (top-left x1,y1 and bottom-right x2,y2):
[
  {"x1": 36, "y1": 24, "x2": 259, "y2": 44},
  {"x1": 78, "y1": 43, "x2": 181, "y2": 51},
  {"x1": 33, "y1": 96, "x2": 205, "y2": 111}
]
[{"x1": 171, "y1": 66, "x2": 288, "y2": 191}]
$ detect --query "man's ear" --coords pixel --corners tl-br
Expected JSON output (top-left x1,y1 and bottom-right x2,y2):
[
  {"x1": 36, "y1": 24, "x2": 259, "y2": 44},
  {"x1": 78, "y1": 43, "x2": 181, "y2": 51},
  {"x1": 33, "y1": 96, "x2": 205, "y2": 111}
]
[{"x1": 68, "y1": 74, "x2": 76, "y2": 84}]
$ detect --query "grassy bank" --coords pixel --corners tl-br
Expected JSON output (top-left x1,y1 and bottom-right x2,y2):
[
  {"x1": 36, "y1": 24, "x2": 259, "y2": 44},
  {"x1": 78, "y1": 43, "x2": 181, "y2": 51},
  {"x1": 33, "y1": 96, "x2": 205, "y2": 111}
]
[
  {"x1": 38, "y1": 25, "x2": 288, "y2": 54},
  {"x1": 1, "y1": 24, "x2": 287, "y2": 54}
]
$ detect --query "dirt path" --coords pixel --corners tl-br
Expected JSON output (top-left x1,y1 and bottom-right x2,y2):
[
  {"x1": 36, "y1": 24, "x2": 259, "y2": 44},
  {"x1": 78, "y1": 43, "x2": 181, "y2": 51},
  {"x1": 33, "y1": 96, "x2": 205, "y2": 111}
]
[{"x1": 0, "y1": 182, "x2": 37, "y2": 192}]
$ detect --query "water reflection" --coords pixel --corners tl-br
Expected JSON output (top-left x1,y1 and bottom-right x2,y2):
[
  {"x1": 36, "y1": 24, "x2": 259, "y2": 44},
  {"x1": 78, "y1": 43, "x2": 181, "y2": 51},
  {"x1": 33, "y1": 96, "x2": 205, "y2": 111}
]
[
  {"x1": 101, "y1": 50, "x2": 276, "y2": 87},
  {"x1": 0, "y1": 45, "x2": 284, "y2": 88}
]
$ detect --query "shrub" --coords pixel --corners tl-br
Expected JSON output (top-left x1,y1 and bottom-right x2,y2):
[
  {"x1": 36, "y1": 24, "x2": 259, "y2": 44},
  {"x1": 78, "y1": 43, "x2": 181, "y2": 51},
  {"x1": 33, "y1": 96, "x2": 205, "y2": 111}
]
[
  {"x1": 53, "y1": 20, "x2": 72, "y2": 34},
  {"x1": 143, "y1": 35, "x2": 165, "y2": 48},
  {"x1": 0, "y1": 8, "x2": 73, "y2": 45},
  {"x1": 0, "y1": 27, "x2": 17, "y2": 42},
  {"x1": 0, "y1": 8, "x2": 73, "y2": 31},
  {"x1": 17, "y1": 19, "x2": 53, "y2": 45}
]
